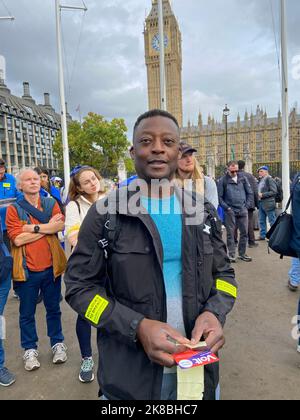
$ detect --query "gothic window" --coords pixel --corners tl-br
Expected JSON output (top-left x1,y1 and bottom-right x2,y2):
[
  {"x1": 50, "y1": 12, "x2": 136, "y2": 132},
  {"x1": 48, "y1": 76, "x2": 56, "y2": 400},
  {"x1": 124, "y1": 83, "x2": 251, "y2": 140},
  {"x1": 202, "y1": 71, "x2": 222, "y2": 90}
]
[
  {"x1": 256, "y1": 153, "x2": 263, "y2": 162},
  {"x1": 256, "y1": 132, "x2": 263, "y2": 141}
]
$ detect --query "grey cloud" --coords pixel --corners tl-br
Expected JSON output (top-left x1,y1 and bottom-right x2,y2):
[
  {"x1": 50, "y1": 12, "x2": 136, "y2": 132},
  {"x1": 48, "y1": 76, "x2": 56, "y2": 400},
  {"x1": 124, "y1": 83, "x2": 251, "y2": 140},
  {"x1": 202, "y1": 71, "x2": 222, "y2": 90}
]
[{"x1": 0, "y1": 0, "x2": 299, "y2": 136}]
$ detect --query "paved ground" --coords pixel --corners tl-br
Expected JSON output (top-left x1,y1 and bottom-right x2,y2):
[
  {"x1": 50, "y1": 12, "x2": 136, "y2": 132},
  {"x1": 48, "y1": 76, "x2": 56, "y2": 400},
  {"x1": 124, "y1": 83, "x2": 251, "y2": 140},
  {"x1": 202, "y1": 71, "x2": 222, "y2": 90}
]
[
  {"x1": 1, "y1": 240, "x2": 299, "y2": 400},
  {"x1": 220, "y1": 242, "x2": 300, "y2": 400}
]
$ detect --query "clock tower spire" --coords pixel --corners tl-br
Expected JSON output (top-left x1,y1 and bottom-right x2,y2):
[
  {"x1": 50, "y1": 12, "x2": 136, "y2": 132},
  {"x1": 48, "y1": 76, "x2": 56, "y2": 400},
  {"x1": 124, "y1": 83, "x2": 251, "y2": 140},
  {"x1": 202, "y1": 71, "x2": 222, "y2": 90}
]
[{"x1": 144, "y1": 0, "x2": 183, "y2": 126}]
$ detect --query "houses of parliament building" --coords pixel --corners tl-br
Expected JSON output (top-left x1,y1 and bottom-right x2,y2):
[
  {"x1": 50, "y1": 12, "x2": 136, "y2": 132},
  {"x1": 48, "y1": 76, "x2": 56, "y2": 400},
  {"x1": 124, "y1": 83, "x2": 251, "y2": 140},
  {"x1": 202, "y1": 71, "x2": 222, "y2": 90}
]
[{"x1": 144, "y1": 0, "x2": 300, "y2": 178}]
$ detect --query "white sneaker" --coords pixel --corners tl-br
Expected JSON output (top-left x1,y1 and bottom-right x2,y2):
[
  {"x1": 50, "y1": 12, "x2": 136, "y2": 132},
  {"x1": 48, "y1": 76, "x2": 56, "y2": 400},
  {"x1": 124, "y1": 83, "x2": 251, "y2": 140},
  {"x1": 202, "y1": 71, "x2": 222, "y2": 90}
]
[
  {"x1": 52, "y1": 343, "x2": 67, "y2": 364},
  {"x1": 23, "y1": 349, "x2": 40, "y2": 371}
]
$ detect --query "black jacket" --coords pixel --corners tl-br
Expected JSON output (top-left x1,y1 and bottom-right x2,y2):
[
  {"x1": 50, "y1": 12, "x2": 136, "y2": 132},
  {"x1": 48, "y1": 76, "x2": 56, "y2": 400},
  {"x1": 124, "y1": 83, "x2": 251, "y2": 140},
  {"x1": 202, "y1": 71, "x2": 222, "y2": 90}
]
[
  {"x1": 239, "y1": 170, "x2": 259, "y2": 210},
  {"x1": 258, "y1": 176, "x2": 277, "y2": 212},
  {"x1": 218, "y1": 173, "x2": 254, "y2": 212},
  {"x1": 290, "y1": 174, "x2": 300, "y2": 255},
  {"x1": 65, "y1": 185, "x2": 236, "y2": 400}
]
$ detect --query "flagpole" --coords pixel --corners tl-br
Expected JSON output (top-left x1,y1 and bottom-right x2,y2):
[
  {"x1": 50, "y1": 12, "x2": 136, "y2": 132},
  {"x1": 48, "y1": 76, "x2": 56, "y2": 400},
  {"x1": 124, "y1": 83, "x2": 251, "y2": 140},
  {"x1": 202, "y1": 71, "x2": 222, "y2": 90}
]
[
  {"x1": 55, "y1": 0, "x2": 87, "y2": 192},
  {"x1": 281, "y1": 0, "x2": 290, "y2": 210},
  {"x1": 55, "y1": 0, "x2": 70, "y2": 191}
]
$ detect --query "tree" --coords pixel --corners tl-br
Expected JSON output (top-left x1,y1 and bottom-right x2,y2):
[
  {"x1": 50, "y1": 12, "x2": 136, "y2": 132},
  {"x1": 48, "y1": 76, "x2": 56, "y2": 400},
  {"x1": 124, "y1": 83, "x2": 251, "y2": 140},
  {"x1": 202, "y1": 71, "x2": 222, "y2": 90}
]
[
  {"x1": 53, "y1": 112, "x2": 131, "y2": 178},
  {"x1": 125, "y1": 156, "x2": 135, "y2": 176}
]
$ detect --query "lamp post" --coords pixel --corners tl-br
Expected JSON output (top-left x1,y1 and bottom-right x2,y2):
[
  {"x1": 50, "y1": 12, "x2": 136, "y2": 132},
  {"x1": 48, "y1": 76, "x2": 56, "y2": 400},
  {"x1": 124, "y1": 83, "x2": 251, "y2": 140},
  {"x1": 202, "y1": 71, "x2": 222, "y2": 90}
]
[
  {"x1": 55, "y1": 0, "x2": 87, "y2": 192},
  {"x1": 223, "y1": 104, "x2": 230, "y2": 165}
]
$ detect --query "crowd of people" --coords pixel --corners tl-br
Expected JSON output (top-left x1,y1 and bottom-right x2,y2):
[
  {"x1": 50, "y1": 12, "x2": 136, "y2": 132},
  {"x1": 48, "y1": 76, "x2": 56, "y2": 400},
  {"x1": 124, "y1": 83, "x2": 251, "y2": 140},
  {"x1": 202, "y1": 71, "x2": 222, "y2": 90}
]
[{"x1": 0, "y1": 109, "x2": 299, "y2": 400}]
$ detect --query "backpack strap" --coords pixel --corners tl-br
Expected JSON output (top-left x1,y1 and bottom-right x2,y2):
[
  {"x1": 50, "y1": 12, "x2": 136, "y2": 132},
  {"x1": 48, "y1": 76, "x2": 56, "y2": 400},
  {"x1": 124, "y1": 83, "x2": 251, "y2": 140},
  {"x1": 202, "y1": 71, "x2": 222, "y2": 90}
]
[
  {"x1": 205, "y1": 205, "x2": 221, "y2": 238},
  {"x1": 97, "y1": 213, "x2": 119, "y2": 260},
  {"x1": 222, "y1": 176, "x2": 228, "y2": 196},
  {"x1": 74, "y1": 200, "x2": 81, "y2": 216},
  {"x1": 13, "y1": 196, "x2": 56, "y2": 224},
  {"x1": 286, "y1": 173, "x2": 300, "y2": 212}
]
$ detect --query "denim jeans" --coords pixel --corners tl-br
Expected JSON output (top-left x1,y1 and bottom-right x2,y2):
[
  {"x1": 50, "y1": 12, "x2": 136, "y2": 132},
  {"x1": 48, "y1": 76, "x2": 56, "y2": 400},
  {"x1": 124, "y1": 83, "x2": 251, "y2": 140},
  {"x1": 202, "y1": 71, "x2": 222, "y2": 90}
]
[
  {"x1": 289, "y1": 258, "x2": 300, "y2": 287},
  {"x1": 14, "y1": 267, "x2": 64, "y2": 350},
  {"x1": 0, "y1": 274, "x2": 11, "y2": 368},
  {"x1": 258, "y1": 202, "x2": 276, "y2": 239},
  {"x1": 76, "y1": 315, "x2": 92, "y2": 358}
]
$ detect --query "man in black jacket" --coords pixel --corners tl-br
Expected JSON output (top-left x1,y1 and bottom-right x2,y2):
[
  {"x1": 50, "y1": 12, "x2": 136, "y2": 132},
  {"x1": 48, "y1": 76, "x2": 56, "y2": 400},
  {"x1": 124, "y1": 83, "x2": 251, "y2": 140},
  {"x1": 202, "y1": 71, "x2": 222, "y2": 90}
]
[
  {"x1": 238, "y1": 161, "x2": 259, "y2": 248},
  {"x1": 65, "y1": 109, "x2": 237, "y2": 401},
  {"x1": 257, "y1": 166, "x2": 277, "y2": 240},
  {"x1": 218, "y1": 161, "x2": 254, "y2": 263}
]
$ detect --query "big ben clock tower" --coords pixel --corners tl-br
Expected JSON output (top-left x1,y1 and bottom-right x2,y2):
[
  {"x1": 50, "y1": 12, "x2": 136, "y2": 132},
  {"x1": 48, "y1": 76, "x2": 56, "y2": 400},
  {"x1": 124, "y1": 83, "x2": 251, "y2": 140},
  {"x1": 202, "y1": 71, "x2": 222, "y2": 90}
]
[{"x1": 144, "y1": 0, "x2": 183, "y2": 127}]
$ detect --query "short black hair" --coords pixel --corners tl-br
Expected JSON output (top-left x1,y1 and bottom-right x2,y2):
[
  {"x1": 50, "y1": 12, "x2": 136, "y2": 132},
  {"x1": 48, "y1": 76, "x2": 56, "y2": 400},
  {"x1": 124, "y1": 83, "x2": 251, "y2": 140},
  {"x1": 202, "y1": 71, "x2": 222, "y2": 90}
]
[
  {"x1": 0, "y1": 158, "x2": 5, "y2": 167},
  {"x1": 133, "y1": 109, "x2": 179, "y2": 140},
  {"x1": 238, "y1": 160, "x2": 246, "y2": 170}
]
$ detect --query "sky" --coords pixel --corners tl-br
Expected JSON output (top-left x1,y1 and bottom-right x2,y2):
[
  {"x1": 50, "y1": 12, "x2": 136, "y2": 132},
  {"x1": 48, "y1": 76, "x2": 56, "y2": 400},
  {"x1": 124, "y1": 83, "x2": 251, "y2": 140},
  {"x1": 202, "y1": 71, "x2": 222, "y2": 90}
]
[{"x1": 0, "y1": 0, "x2": 300, "y2": 139}]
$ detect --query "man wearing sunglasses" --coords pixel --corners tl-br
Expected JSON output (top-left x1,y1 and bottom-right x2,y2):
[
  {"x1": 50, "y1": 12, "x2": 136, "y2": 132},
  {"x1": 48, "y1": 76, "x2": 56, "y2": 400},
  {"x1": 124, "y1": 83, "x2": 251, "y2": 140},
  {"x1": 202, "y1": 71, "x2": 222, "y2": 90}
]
[{"x1": 218, "y1": 161, "x2": 254, "y2": 263}]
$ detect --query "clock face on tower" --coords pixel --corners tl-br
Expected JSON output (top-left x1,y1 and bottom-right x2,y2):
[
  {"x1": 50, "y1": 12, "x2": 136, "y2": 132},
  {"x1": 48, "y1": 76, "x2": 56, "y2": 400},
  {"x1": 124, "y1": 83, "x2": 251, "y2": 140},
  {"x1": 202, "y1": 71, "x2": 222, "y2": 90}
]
[{"x1": 151, "y1": 34, "x2": 168, "y2": 51}]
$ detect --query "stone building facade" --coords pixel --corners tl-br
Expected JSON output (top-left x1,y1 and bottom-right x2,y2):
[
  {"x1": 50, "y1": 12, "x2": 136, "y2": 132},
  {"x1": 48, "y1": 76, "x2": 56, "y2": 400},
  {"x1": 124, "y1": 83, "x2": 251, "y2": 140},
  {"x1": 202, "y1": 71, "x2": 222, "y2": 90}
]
[
  {"x1": 0, "y1": 78, "x2": 70, "y2": 174},
  {"x1": 180, "y1": 106, "x2": 300, "y2": 178}
]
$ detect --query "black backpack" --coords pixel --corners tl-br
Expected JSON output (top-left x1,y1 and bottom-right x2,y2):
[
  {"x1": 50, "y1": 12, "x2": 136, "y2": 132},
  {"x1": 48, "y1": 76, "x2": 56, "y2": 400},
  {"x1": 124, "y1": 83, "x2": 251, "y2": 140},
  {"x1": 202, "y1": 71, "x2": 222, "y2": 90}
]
[
  {"x1": 274, "y1": 178, "x2": 283, "y2": 203},
  {"x1": 266, "y1": 175, "x2": 300, "y2": 259}
]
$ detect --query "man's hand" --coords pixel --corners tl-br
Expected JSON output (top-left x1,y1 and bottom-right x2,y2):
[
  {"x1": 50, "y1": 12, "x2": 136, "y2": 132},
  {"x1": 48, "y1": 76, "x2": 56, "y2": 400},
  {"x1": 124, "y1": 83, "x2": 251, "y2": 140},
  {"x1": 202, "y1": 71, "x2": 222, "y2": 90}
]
[
  {"x1": 136, "y1": 319, "x2": 191, "y2": 368},
  {"x1": 191, "y1": 312, "x2": 225, "y2": 354},
  {"x1": 258, "y1": 193, "x2": 263, "y2": 199}
]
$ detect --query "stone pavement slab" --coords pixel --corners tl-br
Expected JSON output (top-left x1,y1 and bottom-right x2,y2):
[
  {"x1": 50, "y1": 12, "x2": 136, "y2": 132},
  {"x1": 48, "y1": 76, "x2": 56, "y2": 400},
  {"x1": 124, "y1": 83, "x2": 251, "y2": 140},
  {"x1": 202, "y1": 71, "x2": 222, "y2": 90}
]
[{"x1": 0, "y1": 241, "x2": 299, "y2": 400}]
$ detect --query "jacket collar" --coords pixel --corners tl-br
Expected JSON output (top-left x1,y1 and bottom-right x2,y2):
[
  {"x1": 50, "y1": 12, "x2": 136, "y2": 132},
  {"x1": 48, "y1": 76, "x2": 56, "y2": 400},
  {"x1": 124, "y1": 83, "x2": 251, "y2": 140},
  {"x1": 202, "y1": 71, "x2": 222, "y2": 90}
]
[{"x1": 103, "y1": 178, "x2": 206, "y2": 223}]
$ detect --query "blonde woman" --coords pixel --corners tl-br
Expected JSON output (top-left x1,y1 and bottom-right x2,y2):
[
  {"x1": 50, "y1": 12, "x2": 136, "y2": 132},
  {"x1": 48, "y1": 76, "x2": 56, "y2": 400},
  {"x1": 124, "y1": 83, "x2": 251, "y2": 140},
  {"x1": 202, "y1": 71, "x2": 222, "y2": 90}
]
[
  {"x1": 65, "y1": 165, "x2": 106, "y2": 383},
  {"x1": 176, "y1": 142, "x2": 219, "y2": 209}
]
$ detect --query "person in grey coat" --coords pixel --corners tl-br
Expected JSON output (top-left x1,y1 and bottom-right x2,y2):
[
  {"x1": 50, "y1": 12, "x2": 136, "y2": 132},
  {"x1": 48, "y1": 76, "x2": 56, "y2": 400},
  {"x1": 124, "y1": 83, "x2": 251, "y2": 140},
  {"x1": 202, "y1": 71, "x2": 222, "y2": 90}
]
[
  {"x1": 257, "y1": 166, "x2": 277, "y2": 240},
  {"x1": 218, "y1": 161, "x2": 254, "y2": 263}
]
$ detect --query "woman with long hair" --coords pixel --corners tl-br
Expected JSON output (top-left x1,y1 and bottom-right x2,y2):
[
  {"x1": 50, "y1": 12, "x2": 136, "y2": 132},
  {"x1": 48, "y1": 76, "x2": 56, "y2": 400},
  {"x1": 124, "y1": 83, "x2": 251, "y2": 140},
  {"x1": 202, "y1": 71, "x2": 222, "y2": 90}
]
[
  {"x1": 65, "y1": 165, "x2": 106, "y2": 383},
  {"x1": 176, "y1": 142, "x2": 219, "y2": 210}
]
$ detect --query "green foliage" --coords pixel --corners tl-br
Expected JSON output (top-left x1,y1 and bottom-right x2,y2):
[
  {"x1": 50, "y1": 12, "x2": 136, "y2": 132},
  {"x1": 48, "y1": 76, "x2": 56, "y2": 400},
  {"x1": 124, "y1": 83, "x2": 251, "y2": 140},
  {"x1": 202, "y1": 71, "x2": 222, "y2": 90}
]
[
  {"x1": 53, "y1": 112, "x2": 130, "y2": 178},
  {"x1": 125, "y1": 157, "x2": 135, "y2": 176}
]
